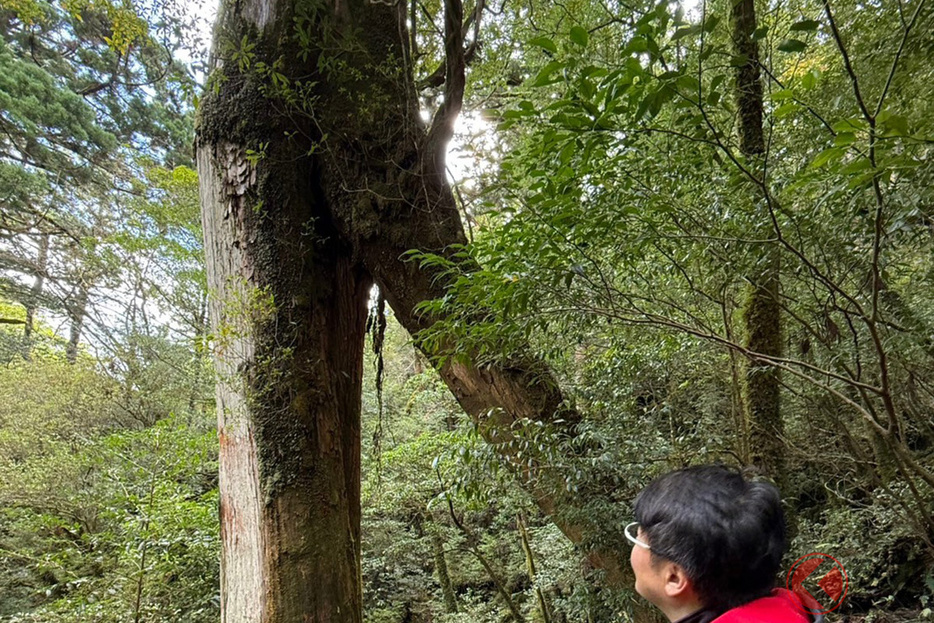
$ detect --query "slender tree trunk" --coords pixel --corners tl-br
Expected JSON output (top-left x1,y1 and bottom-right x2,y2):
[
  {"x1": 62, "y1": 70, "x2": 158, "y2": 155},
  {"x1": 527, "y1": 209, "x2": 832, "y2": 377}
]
[
  {"x1": 188, "y1": 291, "x2": 208, "y2": 413},
  {"x1": 447, "y1": 499, "x2": 525, "y2": 622},
  {"x1": 23, "y1": 232, "x2": 49, "y2": 357},
  {"x1": 518, "y1": 513, "x2": 551, "y2": 623},
  {"x1": 428, "y1": 522, "x2": 458, "y2": 614},
  {"x1": 730, "y1": 0, "x2": 785, "y2": 482},
  {"x1": 65, "y1": 280, "x2": 88, "y2": 363}
]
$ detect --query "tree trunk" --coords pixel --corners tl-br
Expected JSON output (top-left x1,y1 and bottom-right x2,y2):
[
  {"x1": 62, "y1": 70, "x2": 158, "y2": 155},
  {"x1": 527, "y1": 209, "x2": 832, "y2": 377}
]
[
  {"x1": 428, "y1": 522, "x2": 458, "y2": 614},
  {"x1": 730, "y1": 0, "x2": 785, "y2": 482},
  {"x1": 518, "y1": 513, "x2": 551, "y2": 623},
  {"x1": 198, "y1": 0, "x2": 630, "y2": 620},
  {"x1": 23, "y1": 232, "x2": 49, "y2": 356},
  {"x1": 197, "y1": 4, "x2": 372, "y2": 618},
  {"x1": 65, "y1": 280, "x2": 88, "y2": 363},
  {"x1": 188, "y1": 291, "x2": 208, "y2": 413}
]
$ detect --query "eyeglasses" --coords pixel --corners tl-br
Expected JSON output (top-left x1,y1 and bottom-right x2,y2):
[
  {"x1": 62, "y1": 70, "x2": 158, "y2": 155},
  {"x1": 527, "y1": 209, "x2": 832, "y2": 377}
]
[{"x1": 624, "y1": 521, "x2": 651, "y2": 550}]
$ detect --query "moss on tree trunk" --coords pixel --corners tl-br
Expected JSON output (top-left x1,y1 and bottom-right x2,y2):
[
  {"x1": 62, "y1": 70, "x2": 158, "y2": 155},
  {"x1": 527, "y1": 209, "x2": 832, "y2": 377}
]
[{"x1": 730, "y1": 0, "x2": 785, "y2": 483}]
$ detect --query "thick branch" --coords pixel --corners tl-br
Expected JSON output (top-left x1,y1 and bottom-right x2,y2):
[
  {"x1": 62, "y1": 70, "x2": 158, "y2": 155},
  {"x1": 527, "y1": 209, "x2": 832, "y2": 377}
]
[{"x1": 417, "y1": 40, "x2": 480, "y2": 90}]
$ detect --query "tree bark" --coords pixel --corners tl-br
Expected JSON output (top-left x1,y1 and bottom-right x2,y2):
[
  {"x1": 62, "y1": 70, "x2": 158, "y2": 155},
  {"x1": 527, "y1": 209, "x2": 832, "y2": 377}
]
[
  {"x1": 730, "y1": 0, "x2": 785, "y2": 482},
  {"x1": 197, "y1": 3, "x2": 371, "y2": 618},
  {"x1": 198, "y1": 140, "x2": 370, "y2": 622}
]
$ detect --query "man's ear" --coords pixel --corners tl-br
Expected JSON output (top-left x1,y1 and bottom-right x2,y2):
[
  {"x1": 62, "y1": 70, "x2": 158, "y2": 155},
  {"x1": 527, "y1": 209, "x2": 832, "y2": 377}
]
[{"x1": 662, "y1": 562, "x2": 695, "y2": 598}]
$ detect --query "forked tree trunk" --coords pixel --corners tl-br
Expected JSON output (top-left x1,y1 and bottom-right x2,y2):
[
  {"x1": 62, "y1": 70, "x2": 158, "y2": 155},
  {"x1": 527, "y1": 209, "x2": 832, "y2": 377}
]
[
  {"x1": 730, "y1": 0, "x2": 785, "y2": 482},
  {"x1": 198, "y1": 143, "x2": 370, "y2": 621},
  {"x1": 198, "y1": 0, "x2": 630, "y2": 620}
]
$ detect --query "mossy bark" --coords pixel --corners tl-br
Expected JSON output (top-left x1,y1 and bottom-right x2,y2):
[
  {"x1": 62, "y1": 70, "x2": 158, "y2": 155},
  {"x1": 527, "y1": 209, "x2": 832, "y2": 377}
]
[
  {"x1": 730, "y1": 0, "x2": 785, "y2": 483},
  {"x1": 197, "y1": 2, "x2": 370, "y2": 620},
  {"x1": 429, "y1": 524, "x2": 458, "y2": 614}
]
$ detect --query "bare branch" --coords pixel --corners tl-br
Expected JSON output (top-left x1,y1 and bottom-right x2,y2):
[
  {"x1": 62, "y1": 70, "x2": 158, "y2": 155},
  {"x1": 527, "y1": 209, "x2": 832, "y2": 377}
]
[{"x1": 822, "y1": 0, "x2": 872, "y2": 122}]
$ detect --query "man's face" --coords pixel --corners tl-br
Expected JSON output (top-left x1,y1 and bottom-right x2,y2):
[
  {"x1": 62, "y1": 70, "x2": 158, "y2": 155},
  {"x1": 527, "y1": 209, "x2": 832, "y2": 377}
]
[{"x1": 629, "y1": 526, "x2": 668, "y2": 606}]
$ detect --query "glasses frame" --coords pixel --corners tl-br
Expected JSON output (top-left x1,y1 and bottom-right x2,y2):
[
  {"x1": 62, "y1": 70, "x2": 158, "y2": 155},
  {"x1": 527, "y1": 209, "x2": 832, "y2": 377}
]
[{"x1": 624, "y1": 521, "x2": 651, "y2": 550}]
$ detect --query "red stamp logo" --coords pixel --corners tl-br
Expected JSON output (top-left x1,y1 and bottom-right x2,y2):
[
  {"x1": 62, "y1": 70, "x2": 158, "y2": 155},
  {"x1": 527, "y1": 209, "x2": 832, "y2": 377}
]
[{"x1": 786, "y1": 552, "x2": 848, "y2": 614}]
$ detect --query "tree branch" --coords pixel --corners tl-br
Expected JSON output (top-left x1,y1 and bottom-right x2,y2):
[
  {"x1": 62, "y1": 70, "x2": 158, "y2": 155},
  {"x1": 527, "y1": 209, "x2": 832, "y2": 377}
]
[
  {"x1": 424, "y1": 0, "x2": 466, "y2": 175},
  {"x1": 822, "y1": 0, "x2": 872, "y2": 122},
  {"x1": 417, "y1": 0, "x2": 482, "y2": 91},
  {"x1": 417, "y1": 41, "x2": 480, "y2": 90},
  {"x1": 875, "y1": 0, "x2": 925, "y2": 118}
]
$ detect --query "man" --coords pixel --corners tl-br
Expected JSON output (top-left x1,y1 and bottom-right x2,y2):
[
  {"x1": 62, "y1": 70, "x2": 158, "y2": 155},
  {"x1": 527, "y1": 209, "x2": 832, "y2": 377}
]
[{"x1": 625, "y1": 464, "x2": 820, "y2": 623}]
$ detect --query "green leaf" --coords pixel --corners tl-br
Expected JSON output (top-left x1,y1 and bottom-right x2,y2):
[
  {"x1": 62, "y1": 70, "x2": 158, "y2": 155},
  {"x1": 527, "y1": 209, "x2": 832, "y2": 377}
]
[
  {"x1": 778, "y1": 38, "x2": 808, "y2": 52},
  {"x1": 626, "y1": 37, "x2": 650, "y2": 54},
  {"x1": 702, "y1": 15, "x2": 721, "y2": 32},
  {"x1": 790, "y1": 19, "x2": 820, "y2": 31},
  {"x1": 841, "y1": 158, "x2": 872, "y2": 175},
  {"x1": 529, "y1": 36, "x2": 558, "y2": 54},
  {"x1": 833, "y1": 132, "x2": 856, "y2": 147},
  {"x1": 579, "y1": 77, "x2": 595, "y2": 99},
  {"x1": 832, "y1": 118, "x2": 867, "y2": 133},
  {"x1": 532, "y1": 60, "x2": 564, "y2": 86},
  {"x1": 636, "y1": 92, "x2": 655, "y2": 120},
  {"x1": 881, "y1": 114, "x2": 909, "y2": 136},
  {"x1": 676, "y1": 75, "x2": 700, "y2": 92},
  {"x1": 800, "y1": 70, "x2": 819, "y2": 90},
  {"x1": 570, "y1": 26, "x2": 589, "y2": 47},
  {"x1": 773, "y1": 102, "x2": 799, "y2": 119},
  {"x1": 810, "y1": 146, "x2": 846, "y2": 169},
  {"x1": 671, "y1": 25, "x2": 700, "y2": 41}
]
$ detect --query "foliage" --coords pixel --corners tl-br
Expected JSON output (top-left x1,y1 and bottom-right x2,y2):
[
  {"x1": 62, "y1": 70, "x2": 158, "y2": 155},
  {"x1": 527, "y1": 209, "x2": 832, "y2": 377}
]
[
  {"x1": 0, "y1": 353, "x2": 218, "y2": 622},
  {"x1": 411, "y1": 0, "x2": 934, "y2": 615},
  {"x1": 0, "y1": 0, "x2": 204, "y2": 366},
  {"x1": 2, "y1": 0, "x2": 933, "y2": 620}
]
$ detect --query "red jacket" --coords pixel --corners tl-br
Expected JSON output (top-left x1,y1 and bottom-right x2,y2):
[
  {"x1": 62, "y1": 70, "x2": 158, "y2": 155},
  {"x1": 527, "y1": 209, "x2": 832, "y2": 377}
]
[{"x1": 713, "y1": 589, "x2": 817, "y2": 623}]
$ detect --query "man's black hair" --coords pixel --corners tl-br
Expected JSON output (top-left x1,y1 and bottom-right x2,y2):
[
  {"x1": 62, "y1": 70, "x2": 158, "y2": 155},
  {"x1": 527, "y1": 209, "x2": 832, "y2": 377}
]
[{"x1": 633, "y1": 464, "x2": 786, "y2": 612}]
